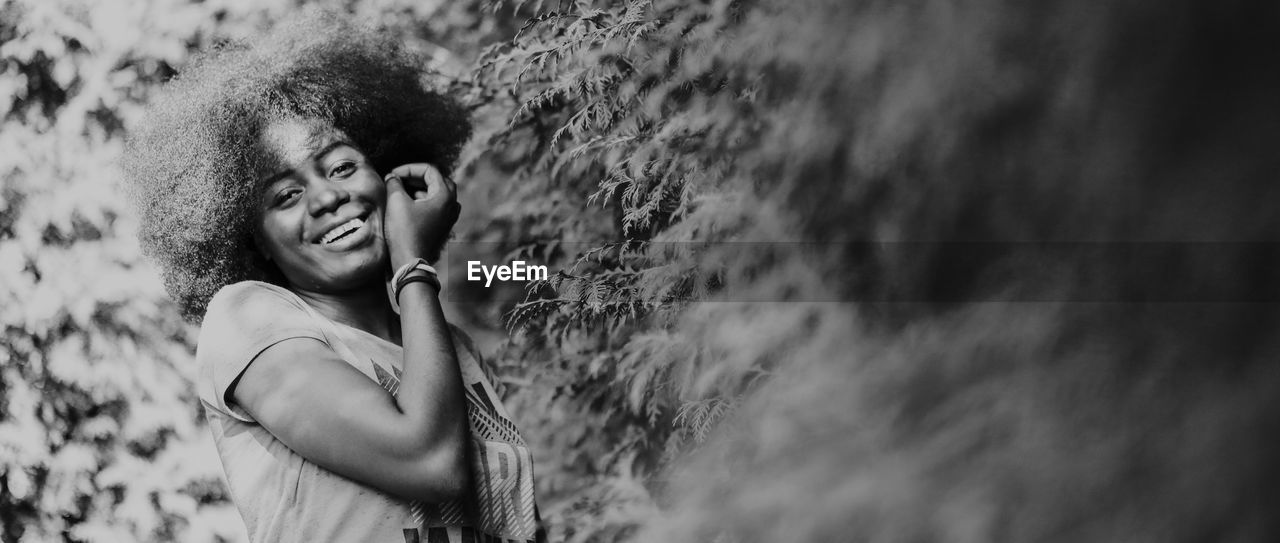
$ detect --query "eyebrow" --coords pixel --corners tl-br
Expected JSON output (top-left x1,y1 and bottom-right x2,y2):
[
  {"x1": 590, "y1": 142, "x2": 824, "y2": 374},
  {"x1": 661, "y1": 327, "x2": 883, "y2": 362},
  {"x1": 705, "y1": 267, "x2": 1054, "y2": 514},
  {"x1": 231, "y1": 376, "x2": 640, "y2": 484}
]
[{"x1": 260, "y1": 140, "x2": 356, "y2": 186}]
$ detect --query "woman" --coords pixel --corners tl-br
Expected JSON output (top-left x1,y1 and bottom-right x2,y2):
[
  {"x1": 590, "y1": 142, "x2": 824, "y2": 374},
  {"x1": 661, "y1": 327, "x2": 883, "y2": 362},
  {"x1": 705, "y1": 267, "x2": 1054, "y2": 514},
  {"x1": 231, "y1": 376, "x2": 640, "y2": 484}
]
[{"x1": 124, "y1": 14, "x2": 541, "y2": 543}]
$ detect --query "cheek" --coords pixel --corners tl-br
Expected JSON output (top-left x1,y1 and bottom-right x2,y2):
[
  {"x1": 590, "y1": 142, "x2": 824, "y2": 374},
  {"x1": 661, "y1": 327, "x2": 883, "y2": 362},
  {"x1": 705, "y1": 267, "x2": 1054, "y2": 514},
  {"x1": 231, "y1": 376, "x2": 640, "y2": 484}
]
[
  {"x1": 359, "y1": 172, "x2": 387, "y2": 202},
  {"x1": 256, "y1": 215, "x2": 298, "y2": 261}
]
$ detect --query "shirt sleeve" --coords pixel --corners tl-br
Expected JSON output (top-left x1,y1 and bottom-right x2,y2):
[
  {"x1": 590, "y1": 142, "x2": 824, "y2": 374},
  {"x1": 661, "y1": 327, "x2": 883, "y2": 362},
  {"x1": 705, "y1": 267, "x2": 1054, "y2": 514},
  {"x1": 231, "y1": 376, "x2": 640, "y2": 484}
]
[{"x1": 196, "y1": 281, "x2": 327, "y2": 423}]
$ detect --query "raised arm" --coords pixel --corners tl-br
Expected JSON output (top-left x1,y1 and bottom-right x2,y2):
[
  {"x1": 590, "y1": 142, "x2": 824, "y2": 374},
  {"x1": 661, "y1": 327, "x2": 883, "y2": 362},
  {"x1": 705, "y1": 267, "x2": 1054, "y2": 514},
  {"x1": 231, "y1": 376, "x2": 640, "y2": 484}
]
[{"x1": 231, "y1": 163, "x2": 469, "y2": 503}]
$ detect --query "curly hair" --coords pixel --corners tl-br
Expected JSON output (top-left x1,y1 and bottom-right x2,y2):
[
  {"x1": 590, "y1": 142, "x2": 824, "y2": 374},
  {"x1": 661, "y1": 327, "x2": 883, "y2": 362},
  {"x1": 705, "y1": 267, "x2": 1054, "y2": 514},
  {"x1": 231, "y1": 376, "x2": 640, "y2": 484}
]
[{"x1": 124, "y1": 12, "x2": 471, "y2": 322}]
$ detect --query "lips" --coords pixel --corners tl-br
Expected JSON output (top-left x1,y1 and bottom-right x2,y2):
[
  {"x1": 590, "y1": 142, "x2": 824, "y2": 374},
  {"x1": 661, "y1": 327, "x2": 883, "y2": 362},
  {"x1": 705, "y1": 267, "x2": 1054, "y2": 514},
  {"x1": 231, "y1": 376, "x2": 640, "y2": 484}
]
[{"x1": 317, "y1": 216, "x2": 366, "y2": 244}]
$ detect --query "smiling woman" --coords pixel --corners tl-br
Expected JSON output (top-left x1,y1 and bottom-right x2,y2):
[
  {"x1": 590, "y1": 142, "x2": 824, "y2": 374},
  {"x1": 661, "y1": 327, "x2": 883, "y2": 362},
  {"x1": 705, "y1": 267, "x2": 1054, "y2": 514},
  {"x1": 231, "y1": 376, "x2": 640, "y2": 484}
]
[
  {"x1": 123, "y1": 11, "x2": 541, "y2": 543},
  {"x1": 253, "y1": 119, "x2": 392, "y2": 294},
  {"x1": 123, "y1": 13, "x2": 469, "y2": 321}
]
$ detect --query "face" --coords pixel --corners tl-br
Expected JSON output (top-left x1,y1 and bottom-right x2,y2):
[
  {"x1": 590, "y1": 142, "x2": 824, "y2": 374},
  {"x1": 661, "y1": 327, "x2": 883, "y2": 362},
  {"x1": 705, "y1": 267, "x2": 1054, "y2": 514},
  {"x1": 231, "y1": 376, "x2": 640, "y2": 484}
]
[{"x1": 254, "y1": 117, "x2": 388, "y2": 293}]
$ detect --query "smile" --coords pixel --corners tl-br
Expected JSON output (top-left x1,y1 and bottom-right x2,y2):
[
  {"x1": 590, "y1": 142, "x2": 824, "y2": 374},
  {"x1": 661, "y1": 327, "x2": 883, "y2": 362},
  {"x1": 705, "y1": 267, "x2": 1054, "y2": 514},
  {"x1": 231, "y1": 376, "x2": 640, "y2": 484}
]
[{"x1": 319, "y1": 217, "x2": 366, "y2": 244}]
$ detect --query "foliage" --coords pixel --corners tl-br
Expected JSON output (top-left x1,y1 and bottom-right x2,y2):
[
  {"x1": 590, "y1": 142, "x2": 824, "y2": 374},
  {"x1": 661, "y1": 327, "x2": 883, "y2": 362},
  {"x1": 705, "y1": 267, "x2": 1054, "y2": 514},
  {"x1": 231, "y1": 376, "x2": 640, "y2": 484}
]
[
  {"x1": 459, "y1": 0, "x2": 778, "y2": 538},
  {"x1": 631, "y1": 1, "x2": 1280, "y2": 542},
  {"x1": 0, "y1": 1, "x2": 252, "y2": 540},
  {"x1": 468, "y1": 0, "x2": 1280, "y2": 541}
]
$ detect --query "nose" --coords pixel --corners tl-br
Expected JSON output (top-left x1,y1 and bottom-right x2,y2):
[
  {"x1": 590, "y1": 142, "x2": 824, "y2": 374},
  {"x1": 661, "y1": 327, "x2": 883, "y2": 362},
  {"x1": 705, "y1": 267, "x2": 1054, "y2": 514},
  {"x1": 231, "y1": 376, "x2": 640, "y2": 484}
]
[{"x1": 306, "y1": 183, "x2": 350, "y2": 216}]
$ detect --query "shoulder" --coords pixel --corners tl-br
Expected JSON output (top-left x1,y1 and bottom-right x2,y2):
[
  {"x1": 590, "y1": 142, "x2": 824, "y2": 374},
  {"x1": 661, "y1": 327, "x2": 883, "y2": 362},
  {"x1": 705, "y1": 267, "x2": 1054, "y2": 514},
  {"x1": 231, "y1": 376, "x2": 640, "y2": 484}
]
[
  {"x1": 199, "y1": 280, "x2": 321, "y2": 353},
  {"x1": 196, "y1": 281, "x2": 328, "y2": 422},
  {"x1": 205, "y1": 280, "x2": 307, "y2": 317}
]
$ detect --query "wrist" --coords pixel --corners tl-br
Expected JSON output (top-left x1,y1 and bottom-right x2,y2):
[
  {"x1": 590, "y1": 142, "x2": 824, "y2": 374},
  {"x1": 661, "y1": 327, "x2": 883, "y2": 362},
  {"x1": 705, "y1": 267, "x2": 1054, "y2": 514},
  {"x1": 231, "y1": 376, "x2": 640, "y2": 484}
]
[
  {"x1": 391, "y1": 249, "x2": 441, "y2": 269},
  {"x1": 397, "y1": 276, "x2": 440, "y2": 300},
  {"x1": 391, "y1": 259, "x2": 441, "y2": 312},
  {"x1": 390, "y1": 252, "x2": 423, "y2": 270}
]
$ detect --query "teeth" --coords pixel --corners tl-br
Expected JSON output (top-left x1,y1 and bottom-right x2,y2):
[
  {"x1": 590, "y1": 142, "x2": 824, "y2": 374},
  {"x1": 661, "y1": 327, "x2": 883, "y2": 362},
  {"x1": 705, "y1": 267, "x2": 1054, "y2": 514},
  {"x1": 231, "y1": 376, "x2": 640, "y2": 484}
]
[{"x1": 321, "y1": 218, "x2": 364, "y2": 244}]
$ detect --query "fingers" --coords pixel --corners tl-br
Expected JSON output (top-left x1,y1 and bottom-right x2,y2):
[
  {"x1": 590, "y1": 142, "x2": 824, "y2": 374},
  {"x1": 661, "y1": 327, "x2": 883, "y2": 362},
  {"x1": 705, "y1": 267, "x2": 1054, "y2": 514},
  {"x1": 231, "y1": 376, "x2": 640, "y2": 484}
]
[
  {"x1": 387, "y1": 163, "x2": 439, "y2": 180},
  {"x1": 385, "y1": 163, "x2": 457, "y2": 202},
  {"x1": 387, "y1": 163, "x2": 446, "y2": 189},
  {"x1": 384, "y1": 173, "x2": 411, "y2": 202}
]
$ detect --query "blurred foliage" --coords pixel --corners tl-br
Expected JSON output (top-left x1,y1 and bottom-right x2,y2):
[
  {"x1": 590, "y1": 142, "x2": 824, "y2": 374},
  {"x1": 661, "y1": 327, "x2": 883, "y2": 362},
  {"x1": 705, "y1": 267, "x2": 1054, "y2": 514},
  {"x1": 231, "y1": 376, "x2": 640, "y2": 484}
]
[{"x1": 0, "y1": 0, "x2": 243, "y2": 540}]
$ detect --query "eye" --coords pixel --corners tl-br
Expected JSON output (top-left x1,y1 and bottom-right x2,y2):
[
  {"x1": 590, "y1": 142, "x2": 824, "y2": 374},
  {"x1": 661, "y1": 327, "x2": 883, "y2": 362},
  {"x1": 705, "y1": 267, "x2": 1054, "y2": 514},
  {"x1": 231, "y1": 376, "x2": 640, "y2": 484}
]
[
  {"x1": 329, "y1": 160, "x2": 357, "y2": 178},
  {"x1": 271, "y1": 187, "x2": 301, "y2": 207}
]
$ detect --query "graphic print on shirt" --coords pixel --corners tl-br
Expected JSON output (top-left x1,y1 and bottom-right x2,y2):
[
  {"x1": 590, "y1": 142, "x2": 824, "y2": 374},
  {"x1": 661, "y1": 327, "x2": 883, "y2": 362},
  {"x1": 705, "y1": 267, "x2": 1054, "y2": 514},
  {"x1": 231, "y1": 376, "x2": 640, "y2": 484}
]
[{"x1": 371, "y1": 360, "x2": 539, "y2": 543}]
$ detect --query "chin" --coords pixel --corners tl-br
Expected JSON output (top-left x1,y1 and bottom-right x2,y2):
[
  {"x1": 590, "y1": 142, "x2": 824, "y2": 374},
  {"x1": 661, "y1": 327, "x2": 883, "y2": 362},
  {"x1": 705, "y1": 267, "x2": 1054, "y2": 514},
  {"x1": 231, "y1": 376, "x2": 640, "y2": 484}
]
[{"x1": 303, "y1": 258, "x2": 388, "y2": 292}]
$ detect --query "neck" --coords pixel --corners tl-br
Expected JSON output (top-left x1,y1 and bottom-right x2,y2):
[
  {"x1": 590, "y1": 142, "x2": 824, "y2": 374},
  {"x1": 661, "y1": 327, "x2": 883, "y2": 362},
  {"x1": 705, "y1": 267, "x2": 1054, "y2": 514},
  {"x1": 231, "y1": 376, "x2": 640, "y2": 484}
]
[{"x1": 290, "y1": 279, "x2": 401, "y2": 345}]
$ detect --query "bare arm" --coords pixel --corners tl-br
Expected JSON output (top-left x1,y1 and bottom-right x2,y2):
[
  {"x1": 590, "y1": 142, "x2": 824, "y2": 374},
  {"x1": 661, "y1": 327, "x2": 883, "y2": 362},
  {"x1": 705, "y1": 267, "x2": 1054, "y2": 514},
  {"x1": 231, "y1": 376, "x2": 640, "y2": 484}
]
[
  {"x1": 232, "y1": 163, "x2": 468, "y2": 503},
  {"x1": 232, "y1": 320, "x2": 467, "y2": 503}
]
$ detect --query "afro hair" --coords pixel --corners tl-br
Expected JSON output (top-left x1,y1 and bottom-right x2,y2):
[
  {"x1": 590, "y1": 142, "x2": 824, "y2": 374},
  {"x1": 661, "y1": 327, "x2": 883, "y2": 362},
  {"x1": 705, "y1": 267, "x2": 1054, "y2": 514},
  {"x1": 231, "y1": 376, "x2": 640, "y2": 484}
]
[{"x1": 124, "y1": 11, "x2": 471, "y2": 322}]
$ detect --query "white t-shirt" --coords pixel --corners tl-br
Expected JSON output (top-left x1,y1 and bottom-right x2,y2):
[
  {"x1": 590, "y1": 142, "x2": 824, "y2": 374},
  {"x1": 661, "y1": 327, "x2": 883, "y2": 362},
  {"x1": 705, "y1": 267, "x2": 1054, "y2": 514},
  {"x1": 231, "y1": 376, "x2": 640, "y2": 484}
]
[{"x1": 196, "y1": 281, "x2": 541, "y2": 543}]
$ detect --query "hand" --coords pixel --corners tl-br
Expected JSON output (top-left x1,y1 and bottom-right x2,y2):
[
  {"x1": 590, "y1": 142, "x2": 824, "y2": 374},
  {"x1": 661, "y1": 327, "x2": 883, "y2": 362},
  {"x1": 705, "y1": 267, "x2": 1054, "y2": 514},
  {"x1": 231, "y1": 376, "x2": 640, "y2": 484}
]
[{"x1": 382, "y1": 163, "x2": 460, "y2": 268}]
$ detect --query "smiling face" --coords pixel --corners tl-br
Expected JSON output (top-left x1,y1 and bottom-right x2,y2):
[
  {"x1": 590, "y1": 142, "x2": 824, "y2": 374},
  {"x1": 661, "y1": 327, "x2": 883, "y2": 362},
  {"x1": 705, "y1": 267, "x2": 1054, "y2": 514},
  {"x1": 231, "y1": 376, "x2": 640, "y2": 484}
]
[{"x1": 254, "y1": 117, "x2": 389, "y2": 293}]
